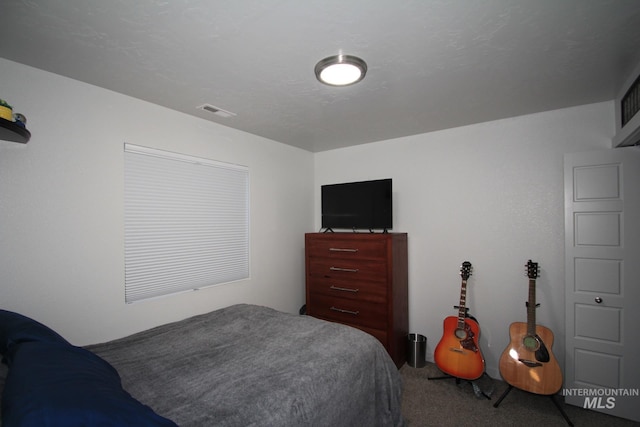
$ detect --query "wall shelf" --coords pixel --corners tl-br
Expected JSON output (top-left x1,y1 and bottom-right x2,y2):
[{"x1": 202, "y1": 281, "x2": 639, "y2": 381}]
[{"x1": 0, "y1": 117, "x2": 30, "y2": 143}]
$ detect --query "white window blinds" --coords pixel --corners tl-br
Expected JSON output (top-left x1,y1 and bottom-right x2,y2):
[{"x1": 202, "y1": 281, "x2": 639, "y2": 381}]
[{"x1": 124, "y1": 144, "x2": 249, "y2": 303}]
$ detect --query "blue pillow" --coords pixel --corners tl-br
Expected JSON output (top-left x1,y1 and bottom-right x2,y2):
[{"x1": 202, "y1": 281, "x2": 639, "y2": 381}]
[
  {"x1": 1, "y1": 341, "x2": 177, "y2": 427},
  {"x1": 0, "y1": 310, "x2": 69, "y2": 356}
]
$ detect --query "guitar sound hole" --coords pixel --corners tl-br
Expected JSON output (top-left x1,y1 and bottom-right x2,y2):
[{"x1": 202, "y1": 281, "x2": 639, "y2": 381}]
[
  {"x1": 522, "y1": 335, "x2": 540, "y2": 351},
  {"x1": 454, "y1": 328, "x2": 468, "y2": 340}
]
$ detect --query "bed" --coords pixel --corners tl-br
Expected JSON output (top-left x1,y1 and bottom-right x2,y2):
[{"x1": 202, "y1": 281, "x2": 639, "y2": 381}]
[{"x1": 1, "y1": 304, "x2": 405, "y2": 426}]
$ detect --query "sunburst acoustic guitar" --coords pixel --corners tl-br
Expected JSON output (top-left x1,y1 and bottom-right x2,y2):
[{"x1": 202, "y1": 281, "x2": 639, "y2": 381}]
[
  {"x1": 498, "y1": 260, "x2": 563, "y2": 395},
  {"x1": 434, "y1": 261, "x2": 485, "y2": 380}
]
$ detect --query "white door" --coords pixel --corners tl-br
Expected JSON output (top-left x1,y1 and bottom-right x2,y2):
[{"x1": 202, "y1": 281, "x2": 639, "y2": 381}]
[{"x1": 564, "y1": 147, "x2": 640, "y2": 422}]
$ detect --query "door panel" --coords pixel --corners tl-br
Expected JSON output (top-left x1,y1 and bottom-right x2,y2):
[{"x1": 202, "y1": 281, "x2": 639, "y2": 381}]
[
  {"x1": 564, "y1": 147, "x2": 640, "y2": 422},
  {"x1": 574, "y1": 304, "x2": 620, "y2": 342},
  {"x1": 574, "y1": 349, "x2": 620, "y2": 388},
  {"x1": 574, "y1": 212, "x2": 621, "y2": 246},
  {"x1": 574, "y1": 258, "x2": 620, "y2": 294}
]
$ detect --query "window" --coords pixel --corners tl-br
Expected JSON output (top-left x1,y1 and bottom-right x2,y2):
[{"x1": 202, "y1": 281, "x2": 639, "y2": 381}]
[{"x1": 124, "y1": 144, "x2": 249, "y2": 303}]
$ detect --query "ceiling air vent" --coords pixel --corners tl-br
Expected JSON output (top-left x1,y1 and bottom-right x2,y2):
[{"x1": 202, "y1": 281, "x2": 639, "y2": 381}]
[
  {"x1": 197, "y1": 104, "x2": 236, "y2": 118},
  {"x1": 614, "y1": 60, "x2": 640, "y2": 147},
  {"x1": 621, "y1": 75, "x2": 639, "y2": 128}
]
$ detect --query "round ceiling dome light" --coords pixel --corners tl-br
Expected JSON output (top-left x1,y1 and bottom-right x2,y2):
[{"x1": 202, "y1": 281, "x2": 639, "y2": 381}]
[{"x1": 315, "y1": 54, "x2": 367, "y2": 86}]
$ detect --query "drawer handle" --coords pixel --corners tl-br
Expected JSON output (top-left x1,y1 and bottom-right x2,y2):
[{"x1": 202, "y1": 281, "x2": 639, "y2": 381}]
[
  {"x1": 330, "y1": 306, "x2": 359, "y2": 316},
  {"x1": 329, "y1": 247, "x2": 358, "y2": 253},
  {"x1": 330, "y1": 285, "x2": 359, "y2": 293},
  {"x1": 330, "y1": 267, "x2": 359, "y2": 273}
]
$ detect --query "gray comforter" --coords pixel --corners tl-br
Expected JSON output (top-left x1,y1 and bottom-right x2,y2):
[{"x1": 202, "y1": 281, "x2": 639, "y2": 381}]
[{"x1": 86, "y1": 304, "x2": 405, "y2": 427}]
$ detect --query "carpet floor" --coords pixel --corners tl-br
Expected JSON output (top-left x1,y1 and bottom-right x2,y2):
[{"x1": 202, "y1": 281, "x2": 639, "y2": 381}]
[{"x1": 399, "y1": 363, "x2": 637, "y2": 426}]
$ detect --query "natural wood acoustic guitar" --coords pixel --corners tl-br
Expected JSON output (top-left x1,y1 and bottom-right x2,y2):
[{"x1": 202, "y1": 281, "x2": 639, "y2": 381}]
[
  {"x1": 498, "y1": 260, "x2": 563, "y2": 395},
  {"x1": 434, "y1": 261, "x2": 485, "y2": 380}
]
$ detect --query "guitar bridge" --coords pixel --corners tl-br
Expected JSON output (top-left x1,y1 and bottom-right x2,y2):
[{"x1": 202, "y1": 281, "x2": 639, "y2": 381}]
[
  {"x1": 518, "y1": 358, "x2": 542, "y2": 368},
  {"x1": 449, "y1": 347, "x2": 464, "y2": 353}
]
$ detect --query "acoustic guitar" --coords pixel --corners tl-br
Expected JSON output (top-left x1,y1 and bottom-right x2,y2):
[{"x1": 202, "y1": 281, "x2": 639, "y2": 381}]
[
  {"x1": 434, "y1": 261, "x2": 485, "y2": 380},
  {"x1": 498, "y1": 260, "x2": 563, "y2": 395}
]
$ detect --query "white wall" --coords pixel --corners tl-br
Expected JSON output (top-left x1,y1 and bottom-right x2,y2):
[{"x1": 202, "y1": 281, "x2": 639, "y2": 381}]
[
  {"x1": 314, "y1": 102, "x2": 614, "y2": 378},
  {"x1": 0, "y1": 58, "x2": 314, "y2": 345}
]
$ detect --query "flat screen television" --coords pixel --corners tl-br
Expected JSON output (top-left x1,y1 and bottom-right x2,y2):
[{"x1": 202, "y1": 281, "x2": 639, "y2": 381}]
[{"x1": 321, "y1": 178, "x2": 392, "y2": 231}]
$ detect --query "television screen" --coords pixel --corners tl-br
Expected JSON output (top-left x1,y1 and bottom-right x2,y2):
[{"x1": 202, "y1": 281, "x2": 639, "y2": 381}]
[{"x1": 321, "y1": 178, "x2": 392, "y2": 231}]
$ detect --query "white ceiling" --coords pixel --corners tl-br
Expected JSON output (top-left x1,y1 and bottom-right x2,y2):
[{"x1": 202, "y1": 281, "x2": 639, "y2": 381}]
[{"x1": 2, "y1": 0, "x2": 640, "y2": 152}]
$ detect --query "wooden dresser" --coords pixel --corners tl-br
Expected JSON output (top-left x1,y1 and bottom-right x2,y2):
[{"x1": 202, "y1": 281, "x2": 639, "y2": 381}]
[{"x1": 305, "y1": 232, "x2": 408, "y2": 368}]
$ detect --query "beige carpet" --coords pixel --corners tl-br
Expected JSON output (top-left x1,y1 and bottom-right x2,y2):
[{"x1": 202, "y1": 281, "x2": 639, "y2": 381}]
[{"x1": 400, "y1": 363, "x2": 637, "y2": 426}]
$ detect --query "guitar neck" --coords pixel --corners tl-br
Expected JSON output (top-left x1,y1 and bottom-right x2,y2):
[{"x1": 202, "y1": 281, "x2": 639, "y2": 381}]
[
  {"x1": 526, "y1": 278, "x2": 537, "y2": 336},
  {"x1": 457, "y1": 278, "x2": 468, "y2": 328}
]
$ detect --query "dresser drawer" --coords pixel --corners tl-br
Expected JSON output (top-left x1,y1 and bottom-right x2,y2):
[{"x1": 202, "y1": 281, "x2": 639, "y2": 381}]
[
  {"x1": 306, "y1": 236, "x2": 387, "y2": 260},
  {"x1": 307, "y1": 258, "x2": 387, "y2": 283},
  {"x1": 308, "y1": 293, "x2": 387, "y2": 330},
  {"x1": 307, "y1": 277, "x2": 387, "y2": 304}
]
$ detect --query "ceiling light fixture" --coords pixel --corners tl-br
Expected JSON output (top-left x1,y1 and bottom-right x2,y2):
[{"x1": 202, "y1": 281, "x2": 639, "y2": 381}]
[{"x1": 314, "y1": 54, "x2": 367, "y2": 86}]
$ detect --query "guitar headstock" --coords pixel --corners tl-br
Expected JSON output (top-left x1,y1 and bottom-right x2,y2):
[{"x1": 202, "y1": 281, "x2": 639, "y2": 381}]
[
  {"x1": 460, "y1": 261, "x2": 472, "y2": 280},
  {"x1": 526, "y1": 260, "x2": 539, "y2": 279}
]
